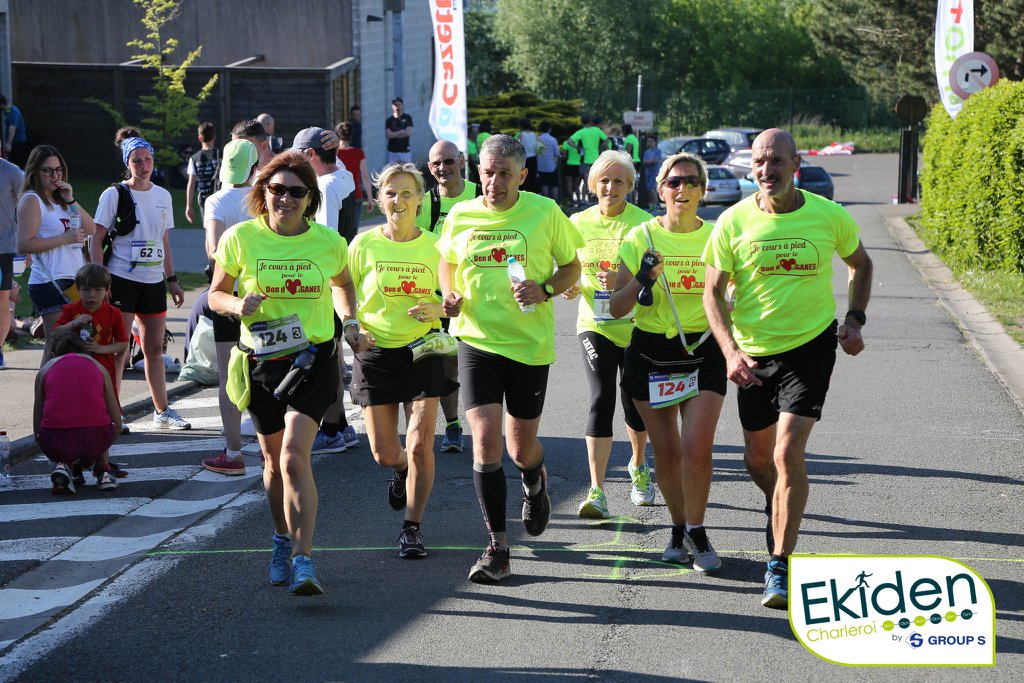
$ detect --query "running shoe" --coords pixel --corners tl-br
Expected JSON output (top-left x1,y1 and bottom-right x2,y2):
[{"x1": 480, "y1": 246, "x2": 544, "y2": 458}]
[
  {"x1": 310, "y1": 430, "x2": 346, "y2": 454},
  {"x1": 762, "y1": 559, "x2": 788, "y2": 608},
  {"x1": 72, "y1": 462, "x2": 86, "y2": 487},
  {"x1": 202, "y1": 451, "x2": 246, "y2": 476},
  {"x1": 682, "y1": 526, "x2": 721, "y2": 572},
  {"x1": 108, "y1": 462, "x2": 129, "y2": 479},
  {"x1": 50, "y1": 463, "x2": 75, "y2": 495},
  {"x1": 629, "y1": 464, "x2": 656, "y2": 506},
  {"x1": 662, "y1": 525, "x2": 688, "y2": 563},
  {"x1": 0, "y1": 350, "x2": 6, "y2": 369},
  {"x1": 468, "y1": 544, "x2": 511, "y2": 583},
  {"x1": 577, "y1": 486, "x2": 610, "y2": 519},
  {"x1": 270, "y1": 533, "x2": 291, "y2": 586},
  {"x1": 388, "y1": 469, "x2": 408, "y2": 511},
  {"x1": 440, "y1": 423, "x2": 464, "y2": 453},
  {"x1": 96, "y1": 469, "x2": 117, "y2": 491},
  {"x1": 340, "y1": 425, "x2": 359, "y2": 448},
  {"x1": 121, "y1": 417, "x2": 131, "y2": 435},
  {"x1": 521, "y1": 467, "x2": 551, "y2": 536},
  {"x1": 398, "y1": 526, "x2": 427, "y2": 559},
  {"x1": 765, "y1": 502, "x2": 775, "y2": 554},
  {"x1": 289, "y1": 555, "x2": 323, "y2": 596},
  {"x1": 153, "y1": 407, "x2": 191, "y2": 430}
]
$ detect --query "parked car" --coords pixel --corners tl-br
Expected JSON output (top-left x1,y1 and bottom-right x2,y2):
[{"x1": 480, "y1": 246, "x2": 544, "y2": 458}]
[
  {"x1": 703, "y1": 127, "x2": 763, "y2": 151},
  {"x1": 657, "y1": 136, "x2": 731, "y2": 165},
  {"x1": 703, "y1": 165, "x2": 741, "y2": 205},
  {"x1": 795, "y1": 165, "x2": 834, "y2": 200},
  {"x1": 724, "y1": 149, "x2": 752, "y2": 177}
]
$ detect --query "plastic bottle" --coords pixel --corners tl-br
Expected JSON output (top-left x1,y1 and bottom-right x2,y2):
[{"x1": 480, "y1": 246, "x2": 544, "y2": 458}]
[
  {"x1": 506, "y1": 256, "x2": 535, "y2": 313},
  {"x1": 80, "y1": 321, "x2": 95, "y2": 342},
  {"x1": 273, "y1": 344, "x2": 318, "y2": 400},
  {"x1": 68, "y1": 203, "x2": 81, "y2": 232},
  {"x1": 0, "y1": 430, "x2": 11, "y2": 485}
]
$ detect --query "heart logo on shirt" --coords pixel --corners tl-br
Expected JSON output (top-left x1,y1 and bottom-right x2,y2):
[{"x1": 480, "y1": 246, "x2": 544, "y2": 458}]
[
  {"x1": 681, "y1": 275, "x2": 696, "y2": 290},
  {"x1": 780, "y1": 258, "x2": 796, "y2": 271},
  {"x1": 401, "y1": 280, "x2": 415, "y2": 294},
  {"x1": 491, "y1": 247, "x2": 507, "y2": 263},
  {"x1": 285, "y1": 278, "x2": 302, "y2": 295},
  {"x1": 599, "y1": 260, "x2": 611, "y2": 270}
]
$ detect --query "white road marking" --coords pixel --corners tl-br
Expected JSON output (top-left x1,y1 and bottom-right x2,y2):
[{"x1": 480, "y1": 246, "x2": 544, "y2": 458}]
[
  {"x1": 1, "y1": 498, "x2": 150, "y2": 522},
  {"x1": 58, "y1": 530, "x2": 178, "y2": 562},
  {"x1": 0, "y1": 537, "x2": 80, "y2": 562},
  {"x1": 0, "y1": 580, "x2": 105, "y2": 621},
  {"x1": 3, "y1": 466, "x2": 200, "y2": 494},
  {"x1": 134, "y1": 490, "x2": 258, "y2": 518},
  {"x1": 109, "y1": 438, "x2": 224, "y2": 456},
  {"x1": 166, "y1": 396, "x2": 221, "y2": 410}
]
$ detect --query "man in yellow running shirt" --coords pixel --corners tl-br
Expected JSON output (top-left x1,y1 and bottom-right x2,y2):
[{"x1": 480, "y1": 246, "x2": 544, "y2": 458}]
[
  {"x1": 702, "y1": 128, "x2": 873, "y2": 610},
  {"x1": 438, "y1": 134, "x2": 582, "y2": 583}
]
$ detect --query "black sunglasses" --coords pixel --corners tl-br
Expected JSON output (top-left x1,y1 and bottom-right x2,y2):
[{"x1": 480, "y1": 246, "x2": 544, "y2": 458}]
[
  {"x1": 662, "y1": 175, "x2": 702, "y2": 189},
  {"x1": 428, "y1": 157, "x2": 459, "y2": 168},
  {"x1": 266, "y1": 183, "x2": 311, "y2": 199}
]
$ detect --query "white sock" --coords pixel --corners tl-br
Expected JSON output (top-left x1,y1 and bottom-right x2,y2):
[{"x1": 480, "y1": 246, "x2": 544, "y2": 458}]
[
  {"x1": 685, "y1": 524, "x2": 702, "y2": 533},
  {"x1": 226, "y1": 448, "x2": 242, "y2": 459}
]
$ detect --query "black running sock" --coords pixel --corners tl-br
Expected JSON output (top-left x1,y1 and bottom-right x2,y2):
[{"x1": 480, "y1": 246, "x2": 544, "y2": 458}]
[
  {"x1": 473, "y1": 462, "x2": 507, "y2": 534},
  {"x1": 403, "y1": 520, "x2": 419, "y2": 531},
  {"x1": 770, "y1": 555, "x2": 788, "y2": 570},
  {"x1": 446, "y1": 418, "x2": 460, "y2": 428},
  {"x1": 517, "y1": 458, "x2": 544, "y2": 497},
  {"x1": 320, "y1": 421, "x2": 340, "y2": 437}
]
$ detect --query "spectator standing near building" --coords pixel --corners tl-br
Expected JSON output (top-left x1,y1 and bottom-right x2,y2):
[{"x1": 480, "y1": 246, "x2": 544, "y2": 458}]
[
  {"x1": 256, "y1": 113, "x2": 285, "y2": 155},
  {"x1": 702, "y1": 128, "x2": 873, "y2": 608},
  {"x1": 0, "y1": 157, "x2": 24, "y2": 370},
  {"x1": 642, "y1": 136, "x2": 664, "y2": 212},
  {"x1": 347, "y1": 105, "x2": 363, "y2": 149},
  {"x1": 438, "y1": 135, "x2": 582, "y2": 583},
  {"x1": 335, "y1": 121, "x2": 374, "y2": 233},
  {"x1": 385, "y1": 97, "x2": 414, "y2": 164},
  {"x1": 535, "y1": 122, "x2": 560, "y2": 201},
  {"x1": 185, "y1": 122, "x2": 220, "y2": 225},
  {"x1": 1, "y1": 94, "x2": 30, "y2": 167}
]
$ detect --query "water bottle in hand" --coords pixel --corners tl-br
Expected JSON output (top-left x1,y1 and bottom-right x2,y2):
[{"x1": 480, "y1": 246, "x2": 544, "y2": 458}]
[
  {"x1": 506, "y1": 256, "x2": 535, "y2": 313},
  {"x1": 0, "y1": 430, "x2": 11, "y2": 486},
  {"x1": 68, "y1": 204, "x2": 82, "y2": 231}
]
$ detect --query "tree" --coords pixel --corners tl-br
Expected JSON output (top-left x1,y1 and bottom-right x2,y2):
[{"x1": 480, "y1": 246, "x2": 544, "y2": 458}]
[
  {"x1": 88, "y1": 0, "x2": 217, "y2": 168},
  {"x1": 465, "y1": 1, "x2": 519, "y2": 95},
  {"x1": 806, "y1": 0, "x2": 1024, "y2": 107}
]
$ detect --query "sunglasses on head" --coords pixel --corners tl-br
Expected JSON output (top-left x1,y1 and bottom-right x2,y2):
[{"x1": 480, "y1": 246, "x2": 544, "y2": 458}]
[
  {"x1": 428, "y1": 157, "x2": 459, "y2": 168},
  {"x1": 266, "y1": 183, "x2": 310, "y2": 199},
  {"x1": 662, "y1": 175, "x2": 702, "y2": 190}
]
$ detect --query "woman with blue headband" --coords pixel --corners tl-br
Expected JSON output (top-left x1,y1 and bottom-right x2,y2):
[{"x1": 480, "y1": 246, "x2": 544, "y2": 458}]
[{"x1": 90, "y1": 131, "x2": 190, "y2": 430}]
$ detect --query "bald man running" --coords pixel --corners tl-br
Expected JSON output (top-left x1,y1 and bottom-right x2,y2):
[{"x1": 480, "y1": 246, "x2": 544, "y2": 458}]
[{"x1": 702, "y1": 128, "x2": 873, "y2": 609}]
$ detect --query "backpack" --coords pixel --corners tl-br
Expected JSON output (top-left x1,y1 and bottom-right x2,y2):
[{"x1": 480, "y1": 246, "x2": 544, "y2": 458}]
[
  {"x1": 609, "y1": 136, "x2": 624, "y2": 152},
  {"x1": 192, "y1": 148, "x2": 221, "y2": 206},
  {"x1": 101, "y1": 183, "x2": 138, "y2": 265},
  {"x1": 429, "y1": 182, "x2": 483, "y2": 233}
]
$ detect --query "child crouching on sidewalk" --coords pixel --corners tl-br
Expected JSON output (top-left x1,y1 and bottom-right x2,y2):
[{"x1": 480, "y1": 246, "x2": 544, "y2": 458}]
[{"x1": 34, "y1": 330, "x2": 121, "y2": 493}]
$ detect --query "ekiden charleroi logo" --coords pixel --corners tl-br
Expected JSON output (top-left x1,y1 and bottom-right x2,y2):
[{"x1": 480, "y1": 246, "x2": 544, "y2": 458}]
[{"x1": 789, "y1": 556, "x2": 995, "y2": 666}]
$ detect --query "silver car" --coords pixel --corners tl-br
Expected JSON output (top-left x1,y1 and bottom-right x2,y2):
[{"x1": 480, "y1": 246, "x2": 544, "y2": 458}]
[{"x1": 704, "y1": 165, "x2": 741, "y2": 205}]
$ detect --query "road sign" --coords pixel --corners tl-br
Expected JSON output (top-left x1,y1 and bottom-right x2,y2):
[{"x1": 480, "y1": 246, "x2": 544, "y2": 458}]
[
  {"x1": 623, "y1": 110, "x2": 655, "y2": 131},
  {"x1": 949, "y1": 51, "x2": 999, "y2": 100}
]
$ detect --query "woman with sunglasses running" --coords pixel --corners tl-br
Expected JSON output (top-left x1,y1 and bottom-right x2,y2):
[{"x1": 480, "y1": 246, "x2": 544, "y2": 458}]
[
  {"x1": 91, "y1": 134, "x2": 189, "y2": 429},
  {"x1": 210, "y1": 152, "x2": 356, "y2": 596},
  {"x1": 609, "y1": 152, "x2": 727, "y2": 573},
  {"x1": 563, "y1": 150, "x2": 652, "y2": 519},
  {"x1": 347, "y1": 162, "x2": 449, "y2": 559},
  {"x1": 17, "y1": 145, "x2": 97, "y2": 365}
]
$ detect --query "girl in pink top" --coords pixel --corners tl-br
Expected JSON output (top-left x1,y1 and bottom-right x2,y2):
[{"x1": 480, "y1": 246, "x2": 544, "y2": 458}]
[{"x1": 33, "y1": 330, "x2": 120, "y2": 493}]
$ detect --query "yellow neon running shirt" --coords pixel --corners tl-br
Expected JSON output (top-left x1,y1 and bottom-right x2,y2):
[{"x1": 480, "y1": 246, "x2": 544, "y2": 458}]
[
  {"x1": 348, "y1": 227, "x2": 442, "y2": 348},
  {"x1": 570, "y1": 203, "x2": 653, "y2": 347},
  {"x1": 702, "y1": 191, "x2": 861, "y2": 355},
  {"x1": 570, "y1": 126, "x2": 608, "y2": 164},
  {"x1": 619, "y1": 217, "x2": 712, "y2": 337},
  {"x1": 438, "y1": 192, "x2": 583, "y2": 365},
  {"x1": 214, "y1": 217, "x2": 348, "y2": 347},
  {"x1": 415, "y1": 181, "x2": 478, "y2": 234},
  {"x1": 561, "y1": 139, "x2": 582, "y2": 166}
]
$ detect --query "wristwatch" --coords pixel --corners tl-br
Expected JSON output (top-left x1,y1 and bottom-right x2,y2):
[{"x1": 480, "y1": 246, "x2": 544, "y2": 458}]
[
  {"x1": 543, "y1": 283, "x2": 555, "y2": 300},
  {"x1": 845, "y1": 309, "x2": 866, "y2": 326}
]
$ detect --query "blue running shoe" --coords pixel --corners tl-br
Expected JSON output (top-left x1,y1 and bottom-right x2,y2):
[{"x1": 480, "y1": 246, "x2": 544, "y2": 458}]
[
  {"x1": 270, "y1": 534, "x2": 291, "y2": 586},
  {"x1": 290, "y1": 555, "x2": 324, "y2": 596},
  {"x1": 341, "y1": 425, "x2": 360, "y2": 448},
  {"x1": 311, "y1": 429, "x2": 346, "y2": 454},
  {"x1": 761, "y1": 559, "x2": 788, "y2": 608}
]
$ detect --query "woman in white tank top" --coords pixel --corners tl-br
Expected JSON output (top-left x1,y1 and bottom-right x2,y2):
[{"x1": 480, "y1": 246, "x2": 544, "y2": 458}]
[{"x1": 16, "y1": 145, "x2": 97, "y2": 365}]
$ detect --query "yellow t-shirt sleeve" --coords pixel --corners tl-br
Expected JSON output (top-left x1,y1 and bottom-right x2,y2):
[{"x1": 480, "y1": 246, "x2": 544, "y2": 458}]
[
  {"x1": 551, "y1": 212, "x2": 584, "y2": 265},
  {"x1": 213, "y1": 226, "x2": 242, "y2": 278},
  {"x1": 702, "y1": 218, "x2": 735, "y2": 274},
  {"x1": 834, "y1": 209, "x2": 861, "y2": 259}
]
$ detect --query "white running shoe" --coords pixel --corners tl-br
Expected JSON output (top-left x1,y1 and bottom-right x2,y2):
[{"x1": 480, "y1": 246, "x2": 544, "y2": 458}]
[
  {"x1": 153, "y1": 407, "x2": 191, "y2": 430},
  {"x1": 682, "y1": 526, "x2": 722, "y2": 572}
]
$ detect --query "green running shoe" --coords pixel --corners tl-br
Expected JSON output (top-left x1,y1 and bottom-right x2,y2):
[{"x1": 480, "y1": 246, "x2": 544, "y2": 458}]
[
  {"x1": 578, "y1": 486, "x2": 610, "y2": 519},
  {"x1": 629, "y1": 465, "x2": 656, "y2": 506}
]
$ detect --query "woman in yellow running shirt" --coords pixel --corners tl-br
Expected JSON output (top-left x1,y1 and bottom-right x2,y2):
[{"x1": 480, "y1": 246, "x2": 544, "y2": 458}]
[
  {"x1": 609, "y1": 152, "x2": 728, "y2": 574},
  {"x1": 346, "y1": 163, "x2": 448, "y2": 559},
  {"x1": 564, "y1": 150, "x2": 653, "y2": 519}
]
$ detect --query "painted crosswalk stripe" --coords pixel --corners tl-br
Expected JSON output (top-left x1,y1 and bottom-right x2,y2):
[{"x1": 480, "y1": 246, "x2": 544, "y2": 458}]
[{"x1": 0, "y1": 538, "x2": 81, "y2": 562}]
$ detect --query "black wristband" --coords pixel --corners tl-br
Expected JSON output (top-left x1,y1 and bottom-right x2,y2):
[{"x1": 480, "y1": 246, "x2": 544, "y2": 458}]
[
  {"x1": 166, "y1": 275, "x2": 178, "y2": 283},
  {"x1": 845, "y1": 309, "x2": 866, "y2": 326},
  {"x1": 66, "y1": 197, "x2": 77, "y2": 205}
]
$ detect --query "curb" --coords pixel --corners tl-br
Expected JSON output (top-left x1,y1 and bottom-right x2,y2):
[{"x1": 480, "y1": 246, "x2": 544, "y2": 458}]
[
  {"x1": 879, "y1": 207, "x2": 1024, "y2": 416},
  {"x1": 9, "y1": 379, "x2": 201, "y2": 467}
]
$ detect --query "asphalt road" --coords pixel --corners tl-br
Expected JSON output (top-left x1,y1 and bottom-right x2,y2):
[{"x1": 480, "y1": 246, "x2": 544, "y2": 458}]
[{"x1": 1, "y1": 154, "x2": 1022, "y2": 681}]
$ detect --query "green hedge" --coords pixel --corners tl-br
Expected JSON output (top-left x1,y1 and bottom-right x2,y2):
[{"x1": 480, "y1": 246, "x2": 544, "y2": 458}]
[
  {"x1": 468, "y1": 91, "x2": 583, "y2": 139},
  {"x1": 919, "y1": 80, "x2": 1024, "y2": 273}
]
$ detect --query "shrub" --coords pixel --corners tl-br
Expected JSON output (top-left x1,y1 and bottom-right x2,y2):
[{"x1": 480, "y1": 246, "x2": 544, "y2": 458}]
[
  {"x1": 468, "y1": 91, "x2": 583, "y2": 139},
  {"x1": 919, "y1": 80, "x2": 1024, "y2": 273}
]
